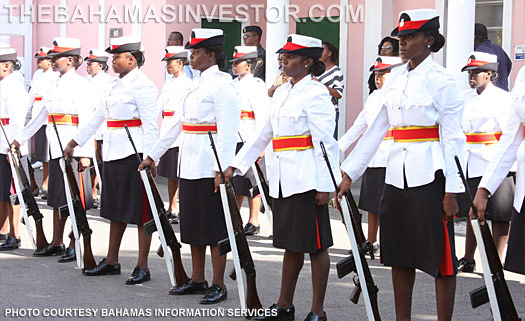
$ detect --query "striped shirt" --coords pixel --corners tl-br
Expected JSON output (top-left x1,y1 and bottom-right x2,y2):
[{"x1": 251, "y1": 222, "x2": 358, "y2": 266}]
[{"x1": 318, "y1": 65, "x2": 344, "y2": 107}]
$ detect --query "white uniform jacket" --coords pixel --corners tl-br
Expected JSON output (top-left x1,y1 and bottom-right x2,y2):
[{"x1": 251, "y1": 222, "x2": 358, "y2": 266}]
[
  {"x1": 17, "y1": 69, "x2": 93, "y2": 159},
  {"x1": 338, "y1": 89, "x2": 392, "y2": 168},
  {"x1": 86, "y1": 72, "x2": 113, "y2": 141},
  {"x1": 480, "y1": 67, "x2": 525, "y2": 211},
  {"x1": 462, "y1": 83, "x2": 514, "y2": 178},
  {"x1": 74, "y1": 67, "x2": 158, "y2": 162},
  {"x1": 0, "y1": 73, "x2": 30, "y2": 155},
  {"x1": 29, "y1": 69, "x2": 59, "y2": 119},
  {"x1": 146, "y1": 65, "x2": 240, "y2": 179},
  {"x1": 229, "y1": 75, "x2": 341, "y2": 198},
  {"x1": 157, "y1": 73, "x2": 193, "y2": 149},
  {"x1": 340, "y1": 55, "x2": 465, "y2": 193},
  {"x1": 233, "y1": 74, "x2": 269, "y2": 143}
]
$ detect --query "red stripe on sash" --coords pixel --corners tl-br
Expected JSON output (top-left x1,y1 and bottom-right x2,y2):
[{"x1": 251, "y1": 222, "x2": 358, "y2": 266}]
[
  {"x1": 79, "y1": 171, "x2": 86, "y2": 210},
  {"x1": 315, "y1": 210, "x2": 321, "y2": 250},
  {"x1": 439, "y1": 217, "x2": 455, "y2": 276}
]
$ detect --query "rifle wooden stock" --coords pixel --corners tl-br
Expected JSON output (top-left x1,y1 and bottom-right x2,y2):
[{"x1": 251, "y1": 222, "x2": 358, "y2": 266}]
[
  {"x1": 454, "y1": 156, "x2": 521, "y2": 321},
  {"x1": 13, "y1": 156, "x2": 49, "y2": 251},
  {"x1": 145, "y1": 168, "x2": 189, "y2": 287},
  {"x1": 319, "y1": 141, "x2": 381, "y2": 321},
  {"x1": 209, "y1": 131, "x2": 262, "y2": 310},
  {"x1": 64, "y1": 162, "x2": 97, "y2": 271}
]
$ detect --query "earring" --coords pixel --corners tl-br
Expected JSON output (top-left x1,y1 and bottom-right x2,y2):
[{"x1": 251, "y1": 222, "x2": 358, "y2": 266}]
[
  {"x1": 427, "y1": 45, "x2": 431, "y2": 48},
  {"x1": 304, "y1": 64, "x2": 308, "y2": 68}
]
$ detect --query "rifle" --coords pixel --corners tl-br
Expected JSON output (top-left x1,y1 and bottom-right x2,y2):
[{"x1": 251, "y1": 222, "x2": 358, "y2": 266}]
[
  {"x1": 50, "y1": 115, "x2": 96, "y2": 272},
  {"x1": 1, "y1": 123, "x2": 48, "y2": 251},
  {"x1": 123, "y1": 125, "x2": 189, "y2": 288},
  {"x1": 454, "y1": 156, "x2": 521, "y2": 321},
  {"x1": 320, "y1": 141, "x2": 381, "y2": 321},
  {"x1": 251, "y1": 162, "x2": 273, "y2": 230},
  {"x1": 209, "y1": 131, "x2": 262, "y2": 311}
]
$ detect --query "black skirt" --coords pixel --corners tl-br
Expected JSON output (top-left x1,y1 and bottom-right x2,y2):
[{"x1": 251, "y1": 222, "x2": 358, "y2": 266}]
[
  {"x1": 100, "y1": 155, "x2": 150, "y2": 225},
  {"x1": 0, "y1": 154, "x2": 12, "y2": 202},
  {"x1": 48, "y1": 158, "x2": 79, "y2": 208},
  {"x1": 32, "y1": 125, "x2": 48, "y2": 162},
  {"x1": 457, "y1": 175, "x2": 514, "y2": 221},
  {"x1": 358, "y1": 167, "x2": 386, "y2": 214},
  {"x1": 504, "y1": 202, "x2": 525, "y2": 275},
  {"x1": 379, "y1": 170, "x2": 457, "y2": 278},
  {"x1": 157, "y1": 147, "x2": 179, "y2": 180},
  {"x1": 272, "y1": 189, "x2": 333, "y2": 253},
  {"x1": 178, "y1": 178, "x2": 228, "y2": 246}
]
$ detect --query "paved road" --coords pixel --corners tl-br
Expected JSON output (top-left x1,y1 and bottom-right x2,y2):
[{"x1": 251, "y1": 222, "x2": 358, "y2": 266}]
[{"x1": 0, "y1": 170, "x2": 523, "y2": 320}]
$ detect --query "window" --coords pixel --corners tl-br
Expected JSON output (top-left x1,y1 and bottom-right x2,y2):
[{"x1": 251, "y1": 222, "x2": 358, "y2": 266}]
[{"x1": 475, "y1": 0, "x2": 503, "y2": 46}]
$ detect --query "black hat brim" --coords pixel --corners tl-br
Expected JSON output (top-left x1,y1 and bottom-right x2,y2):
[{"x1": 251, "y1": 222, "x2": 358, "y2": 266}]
[
  {"x1": 185, "y1": 35, "x2": 225, "y2": 49},
  {"x1": 34, "y1": 54, "x2": 50, "y2": 59},
  {"x1": 47, "y1": 48, "x2": 81, "y2": 57},
  {"x1": 391, "y1": 16, "x2": 440, "y2": 37},
  {"x1": 105, "y1": 42, "x2": 141, "y2": 54},
  {"x1": 276, "y1": 47, "x2": 323, "y2": 59},
  {"x1": 85, "y1": 57, "x2": 108, "y2": 63},
  {"x1": 461, "y1": 62, "x2": 498, "y2": 72},
  {"x1": 161, "y1": 52, "x2": 188, "y2": 61},
  {"x1": 229, "y1": 51, "x2": 258, "y2": 62}
]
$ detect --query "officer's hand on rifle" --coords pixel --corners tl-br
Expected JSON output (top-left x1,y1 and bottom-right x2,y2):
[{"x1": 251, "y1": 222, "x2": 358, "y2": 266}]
[
  {"x1": 214, "y1": 168, "x2": 232, "y2": 193},
  {"x1": 78, "y1": 157, "x2": 91, "y2": 172},
  {"x1": 471, "y1": 188, "x2": 490, "y2": 224},
  {"x1": 10, "y1": 140, "x2": 20, "y2": 154},
  {"x1": 64, "y1": 140, "x2": 78, "y2": 160},
  {"x1": 138, "y1": 156, "x2": 157, "y2": 177},
  {"x1": 336, "y1": 173, "x2": 352, "y2": 207}
]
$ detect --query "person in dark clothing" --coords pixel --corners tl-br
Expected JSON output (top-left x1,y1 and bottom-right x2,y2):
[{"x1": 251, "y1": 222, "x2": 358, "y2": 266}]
[
  {"x1": 474, "y1": 23, "x2": 512, "y2": 91},
  {"x1": 229, "y1": 26, "x2": 266, "y2": 81}
]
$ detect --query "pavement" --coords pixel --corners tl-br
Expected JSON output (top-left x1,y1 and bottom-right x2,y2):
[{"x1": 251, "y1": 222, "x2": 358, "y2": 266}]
[{"x1": 0, "y1": 169, "x2": 524, "y2": 321}]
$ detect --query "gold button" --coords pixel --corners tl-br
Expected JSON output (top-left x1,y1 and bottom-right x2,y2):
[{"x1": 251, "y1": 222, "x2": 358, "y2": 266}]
[{"x1": 403, "y1": 146, "x2": 406, "y2": 151}]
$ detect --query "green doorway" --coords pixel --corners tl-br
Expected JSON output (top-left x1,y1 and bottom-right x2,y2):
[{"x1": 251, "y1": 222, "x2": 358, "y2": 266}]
[
  {"x1": 201, "y1": 18, "x2": 242, "y2": 72},
  {"x1": 296, "y1": 17, "x2": 340, "y2": 63}
]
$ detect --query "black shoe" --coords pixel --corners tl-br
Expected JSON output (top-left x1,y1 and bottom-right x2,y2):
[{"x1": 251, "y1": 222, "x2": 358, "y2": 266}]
[
  {"x1": 33, "y1": 244, "x2": 65, "y2": 256},
  {"x1": 58, "y1": 247, "x2": 76, "y2": 263},
  {"x1": 169, "y1": 279, "x2": 208, "y2": 295},
  {"x1": 254, "y1": 304, "x2": 295, "y2": 321},
  {"x1": 199, "y1": 284, "x2": 227, "y2": 304},
  {"x1": 40, "y1": 189, "x2": 48, "y2": 200},
  {"x1": 169, "y1": 212, "x2": 179, "y2": 224},
  {"x1": 243, "y1": 222, "x2": 260, "y2": 236},
  {"x1": 457, "y1": 257, "x2": 476, "y2": 273},
  {"x1": 92, "y1": 198, "x2": 99, "y2": 209},
  {"x1": 83, "y1": 259, "x2": 121, "y2": 276},
  {"x1": 0, "y1": 236, "x2": 20, "y2": 251},
  {"x1": 0, "y1": 233, "x2": 7, "y2": 241},
  {"x1": 125, "y1": 267, "x2": 151, "y2": 285},
  {"x1": 304, "y1": 312, "x2": 327, "y2": 321},
  {"x1": 32, "y1": 188, "x2": 40, "y2": 197}
]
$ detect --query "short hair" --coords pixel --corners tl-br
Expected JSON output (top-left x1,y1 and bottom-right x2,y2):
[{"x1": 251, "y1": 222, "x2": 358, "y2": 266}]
[
  {"x1": 475, "y1": 23, "x2": 489, "y2": 42},
  {"x1": 322, "y1": 42, "x2": 339, "y2": 64},
  {"x1": 169, "y1": 31, "x2": 184, "y2": 45}
]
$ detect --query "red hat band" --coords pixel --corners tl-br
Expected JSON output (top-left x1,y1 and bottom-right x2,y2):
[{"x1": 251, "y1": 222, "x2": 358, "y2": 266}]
[
  {"x1": 466, "y1": 59, "x2": 489, "y2": 67},
  {"x1": 374, "y1": 62, "x2": 393, "y2": 70},
  {"x1": 398, "y1": 19, "x2": 429, "y2": 32},
  {"x1": 51, "y1": 46, "x2": 76, "y2": 53},
  {"x1": 281, "y1": 42, "x2": 307, "y2": 51},
  {"x1": 233, "y1": 52, "x2": 247, "y2": 59},
  {"x1": 189, "y1": 38, "x2": 206, "y2": 45}
]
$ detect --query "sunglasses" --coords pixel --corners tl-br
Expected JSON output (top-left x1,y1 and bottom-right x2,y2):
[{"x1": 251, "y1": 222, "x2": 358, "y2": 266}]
[
  {"x1": 381, "y1": 46, "x2": 393, "y2": 50},
  {"x1": 243, "y1": 34, "x2": 257, "y2": 40}
]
